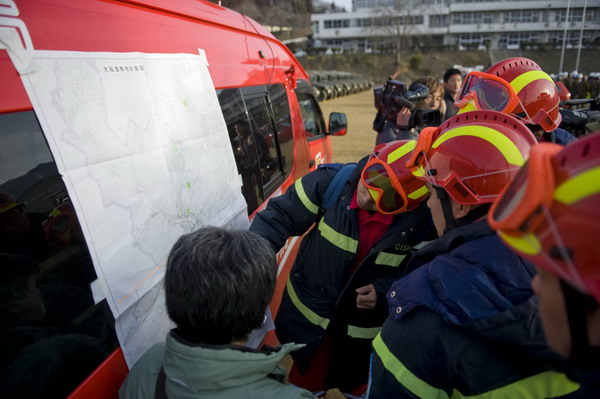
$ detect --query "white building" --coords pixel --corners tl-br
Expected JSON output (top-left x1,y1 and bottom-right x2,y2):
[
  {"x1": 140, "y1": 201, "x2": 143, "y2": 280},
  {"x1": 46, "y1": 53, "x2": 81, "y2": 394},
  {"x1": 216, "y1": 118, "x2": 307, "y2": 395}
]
[{"x1": 311, "y1": 0, "x2": 600, "y2": 52}]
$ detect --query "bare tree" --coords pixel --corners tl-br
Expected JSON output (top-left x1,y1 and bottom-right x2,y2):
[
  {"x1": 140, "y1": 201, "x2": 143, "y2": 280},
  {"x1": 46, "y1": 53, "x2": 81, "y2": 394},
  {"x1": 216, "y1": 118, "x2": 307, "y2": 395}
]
[{"x1": 367, "y1": 0, "x2": 431, "y2": 64}]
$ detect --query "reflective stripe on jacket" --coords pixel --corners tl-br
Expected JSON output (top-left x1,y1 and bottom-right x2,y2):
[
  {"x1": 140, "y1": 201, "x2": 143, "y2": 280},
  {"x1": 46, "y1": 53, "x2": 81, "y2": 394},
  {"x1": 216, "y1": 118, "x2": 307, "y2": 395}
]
[
  {"x1": 368, "y1": 221, "x2": 579, "y2": 398},
  {"x1": 250, "y1": 159, "x2": 434, "y2": 390}
]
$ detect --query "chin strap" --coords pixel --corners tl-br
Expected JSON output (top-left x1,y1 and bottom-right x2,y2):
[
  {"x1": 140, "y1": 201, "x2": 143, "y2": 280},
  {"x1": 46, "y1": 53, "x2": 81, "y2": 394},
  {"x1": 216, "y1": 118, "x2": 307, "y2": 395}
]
[
  {"x1": 436, "y1": 186, "x2": 491, "y2": 234},
  {"x1": 561, "y1": 280, "x2": 600, "y2": 370},
  {"x1": 435, "y1": 187, "x2": 457, "y2": 233}
]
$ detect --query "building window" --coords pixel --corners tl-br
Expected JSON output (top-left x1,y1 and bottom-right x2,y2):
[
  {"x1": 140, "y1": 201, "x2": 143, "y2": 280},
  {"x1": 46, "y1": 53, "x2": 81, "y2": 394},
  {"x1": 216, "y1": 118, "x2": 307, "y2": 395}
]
[
  {"x1": 453, "y1": 12, "x2": 494, "y2": 25},
  {"x1": 503, "y1": 10, "x2": 541, "y2": 23},
  {"x1": 555, "y1": 8, "x2": 594, "y2": 23},
  {"x1": 430, "y1": 14, "x2": 449, "y2": 27},
  {"x1": 324, "y1": 19, "x2": 350, "y2": 29},
  {"x1": 356, "y1": 18, "x2": 373, "y2": 27}
]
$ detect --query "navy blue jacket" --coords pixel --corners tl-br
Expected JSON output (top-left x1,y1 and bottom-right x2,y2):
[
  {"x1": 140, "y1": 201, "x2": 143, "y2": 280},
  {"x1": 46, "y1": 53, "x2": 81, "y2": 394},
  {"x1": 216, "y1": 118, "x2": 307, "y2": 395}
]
[
  {"x1": 369, "y1": 221, "x2": 580, "y2": 398},
  {"x1": 544, "y1": 127, "x2": 577, "y2": 145},
  {"x1": 250, "y1": 159, "x2": 434, "y2": 390}
]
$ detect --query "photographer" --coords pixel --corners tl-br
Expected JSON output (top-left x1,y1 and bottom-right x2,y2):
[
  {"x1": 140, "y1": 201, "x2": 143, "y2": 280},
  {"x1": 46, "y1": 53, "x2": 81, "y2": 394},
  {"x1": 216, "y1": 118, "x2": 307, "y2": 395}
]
[{"x1": 374, "y1": 76, "x2": 444, "y2": 145}]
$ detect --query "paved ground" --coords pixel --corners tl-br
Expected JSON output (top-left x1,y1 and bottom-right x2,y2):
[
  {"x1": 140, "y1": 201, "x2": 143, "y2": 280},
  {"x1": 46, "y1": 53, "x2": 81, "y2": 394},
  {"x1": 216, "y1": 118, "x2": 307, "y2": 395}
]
[{"x1": 319, "y1": 90, "x2": 379, "y2": 164}]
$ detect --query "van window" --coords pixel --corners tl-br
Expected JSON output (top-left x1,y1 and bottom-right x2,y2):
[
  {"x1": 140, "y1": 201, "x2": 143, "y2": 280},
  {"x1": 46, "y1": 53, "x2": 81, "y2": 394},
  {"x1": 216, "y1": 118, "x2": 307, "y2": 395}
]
[
  {"x1": 297, "y1": 93, "x2": 327, "y2": 139},
  {"x1": 217, "y1": 84, "x2": 293, "y2": 215},
  {"x1": 216, "y1": 89, "x2": 264, "y2": 214},
  {"x1": 267, "y1": 84, "x2": 293, "y2": 178},
  {"x1": 242, "y1": 91, "x2": 284, "y2": 198},
  {"x1": 0, "y1": 111, "x2": 117, "y2": 398}
]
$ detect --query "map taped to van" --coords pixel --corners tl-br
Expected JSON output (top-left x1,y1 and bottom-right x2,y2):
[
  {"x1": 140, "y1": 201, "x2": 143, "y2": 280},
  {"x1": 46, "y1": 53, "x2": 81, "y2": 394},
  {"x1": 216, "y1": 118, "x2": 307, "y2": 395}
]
[{"x1": 11, "y1": 49, "x2": 249, "y2": 364}]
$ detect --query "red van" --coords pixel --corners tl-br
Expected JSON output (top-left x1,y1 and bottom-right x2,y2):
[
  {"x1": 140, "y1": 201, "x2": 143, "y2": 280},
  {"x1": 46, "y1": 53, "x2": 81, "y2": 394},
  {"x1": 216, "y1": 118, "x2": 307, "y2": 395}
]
[{"x1": 0, "y1": 1, "x2": 346, "y2": 397}]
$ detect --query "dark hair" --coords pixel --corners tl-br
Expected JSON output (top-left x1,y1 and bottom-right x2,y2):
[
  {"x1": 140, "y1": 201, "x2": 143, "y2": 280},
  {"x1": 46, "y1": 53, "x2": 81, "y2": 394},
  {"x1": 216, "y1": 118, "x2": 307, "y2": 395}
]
[
  {"x1": 165, "y1": 227, "x2": 276, "y2": 345},
  {"x1": 443, "y1": 68, "x2": 462, "y2": 82}
]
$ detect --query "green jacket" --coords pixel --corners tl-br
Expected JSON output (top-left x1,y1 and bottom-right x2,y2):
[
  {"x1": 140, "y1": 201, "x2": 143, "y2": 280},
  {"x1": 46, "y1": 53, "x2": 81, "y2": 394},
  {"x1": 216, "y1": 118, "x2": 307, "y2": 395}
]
[{"x1": 119, "y1": 332, "x2": 313, "y2": 399}]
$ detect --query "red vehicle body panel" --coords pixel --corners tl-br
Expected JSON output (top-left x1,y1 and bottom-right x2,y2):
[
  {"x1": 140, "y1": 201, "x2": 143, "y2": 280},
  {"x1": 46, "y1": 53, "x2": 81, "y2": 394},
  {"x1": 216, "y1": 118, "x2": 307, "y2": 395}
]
[
  {"x1": 2, "y1": 0, "x2": 337, "y2": 396},
  {"x1": 555, "y1": 80, "x2": 572, "y2": 102}
]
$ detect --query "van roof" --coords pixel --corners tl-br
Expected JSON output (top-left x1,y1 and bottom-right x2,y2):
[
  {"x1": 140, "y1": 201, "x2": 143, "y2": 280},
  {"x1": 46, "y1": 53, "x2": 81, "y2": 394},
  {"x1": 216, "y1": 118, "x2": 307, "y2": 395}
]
[{"x1": 1, "y1": 0, "x2": 308, "y2": 112}]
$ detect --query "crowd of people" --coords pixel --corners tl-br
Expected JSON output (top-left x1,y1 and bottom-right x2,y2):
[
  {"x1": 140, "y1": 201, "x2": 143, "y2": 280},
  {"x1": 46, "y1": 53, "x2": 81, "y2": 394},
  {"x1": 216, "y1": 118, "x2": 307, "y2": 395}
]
[
  {"x1": 553, "y1": 71, "x2": 600, "y2": 100},
  {"x1": 120, "y1": 57, "x2": 599, "y2": 398}
]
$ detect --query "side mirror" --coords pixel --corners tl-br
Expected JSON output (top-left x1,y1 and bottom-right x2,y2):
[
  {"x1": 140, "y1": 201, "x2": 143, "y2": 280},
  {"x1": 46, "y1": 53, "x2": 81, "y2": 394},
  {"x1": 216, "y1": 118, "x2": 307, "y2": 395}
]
[{"x1": 328, "y1": 112, "x2": 347, "y2": 136}]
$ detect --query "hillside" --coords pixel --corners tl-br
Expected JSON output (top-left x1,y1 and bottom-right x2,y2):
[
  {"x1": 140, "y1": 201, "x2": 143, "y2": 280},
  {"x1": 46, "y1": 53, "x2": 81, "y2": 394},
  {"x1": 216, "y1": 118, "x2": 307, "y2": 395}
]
[{"x1": 298, "y1": 49, "x2": 600, "y2": 85}]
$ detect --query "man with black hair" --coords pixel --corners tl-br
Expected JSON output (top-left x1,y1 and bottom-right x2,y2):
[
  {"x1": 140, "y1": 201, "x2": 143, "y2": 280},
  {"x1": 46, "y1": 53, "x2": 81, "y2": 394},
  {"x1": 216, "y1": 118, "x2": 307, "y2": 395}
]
[
  {"x1": 119, "y1": 227, "x2": 313, "y2": 399},
  {"x1": 442, "y1": 68, "x2": 462, "y2": 119}
]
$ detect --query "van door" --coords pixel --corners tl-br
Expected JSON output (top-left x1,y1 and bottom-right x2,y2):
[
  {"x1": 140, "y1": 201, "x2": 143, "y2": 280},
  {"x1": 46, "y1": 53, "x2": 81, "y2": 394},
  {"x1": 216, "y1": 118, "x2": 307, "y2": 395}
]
[{"x1": 296, "y1": 80, "x2": 334, "y2": 169}]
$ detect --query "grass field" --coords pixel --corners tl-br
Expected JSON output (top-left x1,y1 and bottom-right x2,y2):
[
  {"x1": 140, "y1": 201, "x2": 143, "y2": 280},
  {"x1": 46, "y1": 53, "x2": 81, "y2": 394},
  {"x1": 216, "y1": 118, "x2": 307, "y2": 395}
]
[{"x1": 319, "y1": 90, "x2": 379, "y2": 164}]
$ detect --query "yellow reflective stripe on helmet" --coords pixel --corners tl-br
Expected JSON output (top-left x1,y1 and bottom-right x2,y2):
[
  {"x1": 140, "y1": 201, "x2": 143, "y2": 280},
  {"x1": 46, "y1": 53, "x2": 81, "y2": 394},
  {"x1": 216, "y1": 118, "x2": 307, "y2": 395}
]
[
  {"x1": 347, "y1": 325, "x2": 381, "y2": 339},
  {"x1": 318, "y1": 219, "x2": 358, "y2": 253},
  {"x1": 457, "y1": 101, "x2": 477, "y2": 114},
  {"x1": 412, "y1": 165, "x2": 425, "y2": 177},
  {"x1": 498, "y1": 231, "x2": 541, "y2": 255},
  {"x1": 387, "y1": 140, "x2": 416, "y2": 164},
  {"x1": 373, "y1": 333, "x2": 450, "y2": 399},
  {"x1": 375, "y1": 252, "x2": 407, "y2": 267},
  {"x1": 453, "y1": 371, "x2": 579, "y2": 398},
  {"x1": 509, "y1": 70, "x2": 554, "y2": 94},
  {"x1": 295, "y1": 178, "x2": 319, "y2": 215},
  {"x1": 286, "y1": 278, "x2": 330, "y2": 329},
  {"x1": 554, "y1": 166, "x2": 600, "y2": 205},
  {"x1": 408, "y1": 185, "x2": 429, "y2": 200},
  {"x1": 368, "y1": 188, "x2": 381, "y2": 201},
  {"x1": 432, "y1": 126, "x2": 525, "y2": 166}
]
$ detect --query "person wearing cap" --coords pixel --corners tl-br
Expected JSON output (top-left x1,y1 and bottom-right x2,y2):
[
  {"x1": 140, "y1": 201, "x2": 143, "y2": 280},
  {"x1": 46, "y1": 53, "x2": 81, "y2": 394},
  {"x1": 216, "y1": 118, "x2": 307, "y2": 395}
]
[
  {"x1": 455, "y1": 57, "x2": 576, "y2": 145},
  {"x1": 489, "y1": 133, "x2": 600, "y2": 397},
  {"x1": 250, "y1": 141, "x2": 434, "y2": 397},
  {"x1": 368, "y1": 111, "x2": 579, "y2": 398}
]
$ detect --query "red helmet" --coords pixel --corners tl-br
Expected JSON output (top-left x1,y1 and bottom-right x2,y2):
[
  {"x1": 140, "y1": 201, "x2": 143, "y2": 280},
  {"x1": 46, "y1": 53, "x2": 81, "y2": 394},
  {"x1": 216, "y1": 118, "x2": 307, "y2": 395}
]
[
  {"x1": 489, "y1": 134, "x2": 600, "y2": 302},
  {"x1": 406, "y1": 110, "x2": 538, "y2": 205},
  {"x1": 486, "y1": 57, "x2": 562, "y2": 132},
  {"x1": 361, "y1": 140, "x2": 429, "y2": 214}
]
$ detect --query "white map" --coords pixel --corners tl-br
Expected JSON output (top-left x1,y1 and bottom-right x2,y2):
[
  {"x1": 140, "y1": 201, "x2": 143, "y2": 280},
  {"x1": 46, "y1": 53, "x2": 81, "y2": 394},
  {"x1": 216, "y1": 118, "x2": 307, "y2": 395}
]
[{"x1": 18, "y1": 50, "x2": 249, "y2": 365}]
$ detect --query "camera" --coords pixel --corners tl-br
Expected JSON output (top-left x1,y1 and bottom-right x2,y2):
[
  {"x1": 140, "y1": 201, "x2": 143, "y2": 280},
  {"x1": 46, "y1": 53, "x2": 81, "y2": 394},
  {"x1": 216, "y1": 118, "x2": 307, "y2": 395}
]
[
  {"x1": 559, "y1": 96, "x2": 600, "y2": 137},
  {"x1": 373, "y1": 78, "x2": 441, "y2": 132}
]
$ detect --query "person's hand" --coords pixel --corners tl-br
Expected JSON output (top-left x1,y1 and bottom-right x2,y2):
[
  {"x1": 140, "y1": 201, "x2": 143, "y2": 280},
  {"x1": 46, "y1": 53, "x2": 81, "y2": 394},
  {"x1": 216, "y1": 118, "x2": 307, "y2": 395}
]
[
  {"x1": 356, "y1": 284, "x2": 377, "y2": 310},
  {"x1": 395, "y1": 107, "x2": 411, "y2": 129}
]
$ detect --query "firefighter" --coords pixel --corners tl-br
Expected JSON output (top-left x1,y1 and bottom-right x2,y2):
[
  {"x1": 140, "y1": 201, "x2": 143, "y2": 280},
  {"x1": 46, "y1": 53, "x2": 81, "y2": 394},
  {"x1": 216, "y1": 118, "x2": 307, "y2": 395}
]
[
  {"x1": 249, "y1": 140, "x2": 434, "y2": 397},
  {"x1": 489, "y1": 133, "x2": 600, "y2": 397},
  {"x1": 368, "y1": 111, "x2": 579, "y2": 398},
  {"x1": 456, "y1": 57, "x2": 576, "y2": 145}
]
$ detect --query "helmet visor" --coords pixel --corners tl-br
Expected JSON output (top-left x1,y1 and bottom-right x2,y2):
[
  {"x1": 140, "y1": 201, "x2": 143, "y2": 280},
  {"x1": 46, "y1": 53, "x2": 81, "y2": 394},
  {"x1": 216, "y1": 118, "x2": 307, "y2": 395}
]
[
  {"x1": 361, "y1": 161, "x2": 407, "y2": 214},
  {"x1": 488, "y1": 143, "x2": 561, "y2": 233},
  {"x1": 456, "y1": 72, "x2": 519, "y2": 113}
]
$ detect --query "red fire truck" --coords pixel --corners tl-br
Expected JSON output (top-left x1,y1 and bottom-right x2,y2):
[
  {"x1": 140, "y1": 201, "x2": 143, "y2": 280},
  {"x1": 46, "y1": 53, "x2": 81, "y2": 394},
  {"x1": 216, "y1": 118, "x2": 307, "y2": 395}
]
[{"x1": 0, "y1": 0, "x2": 346, "y2": 397}]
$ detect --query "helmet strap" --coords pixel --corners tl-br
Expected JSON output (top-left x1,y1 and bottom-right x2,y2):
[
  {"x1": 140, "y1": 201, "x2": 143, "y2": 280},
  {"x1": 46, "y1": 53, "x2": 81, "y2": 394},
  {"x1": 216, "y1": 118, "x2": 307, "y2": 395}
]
[
  {"x1": 435, "y1": 187, "x2": 457, "y2": 233},
  {"x1": 561, "y1": 280, "x2": 600, "y2": 370},
  {"x1": 436, "y1": 186, "x2": 490, "y2": 234}
]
